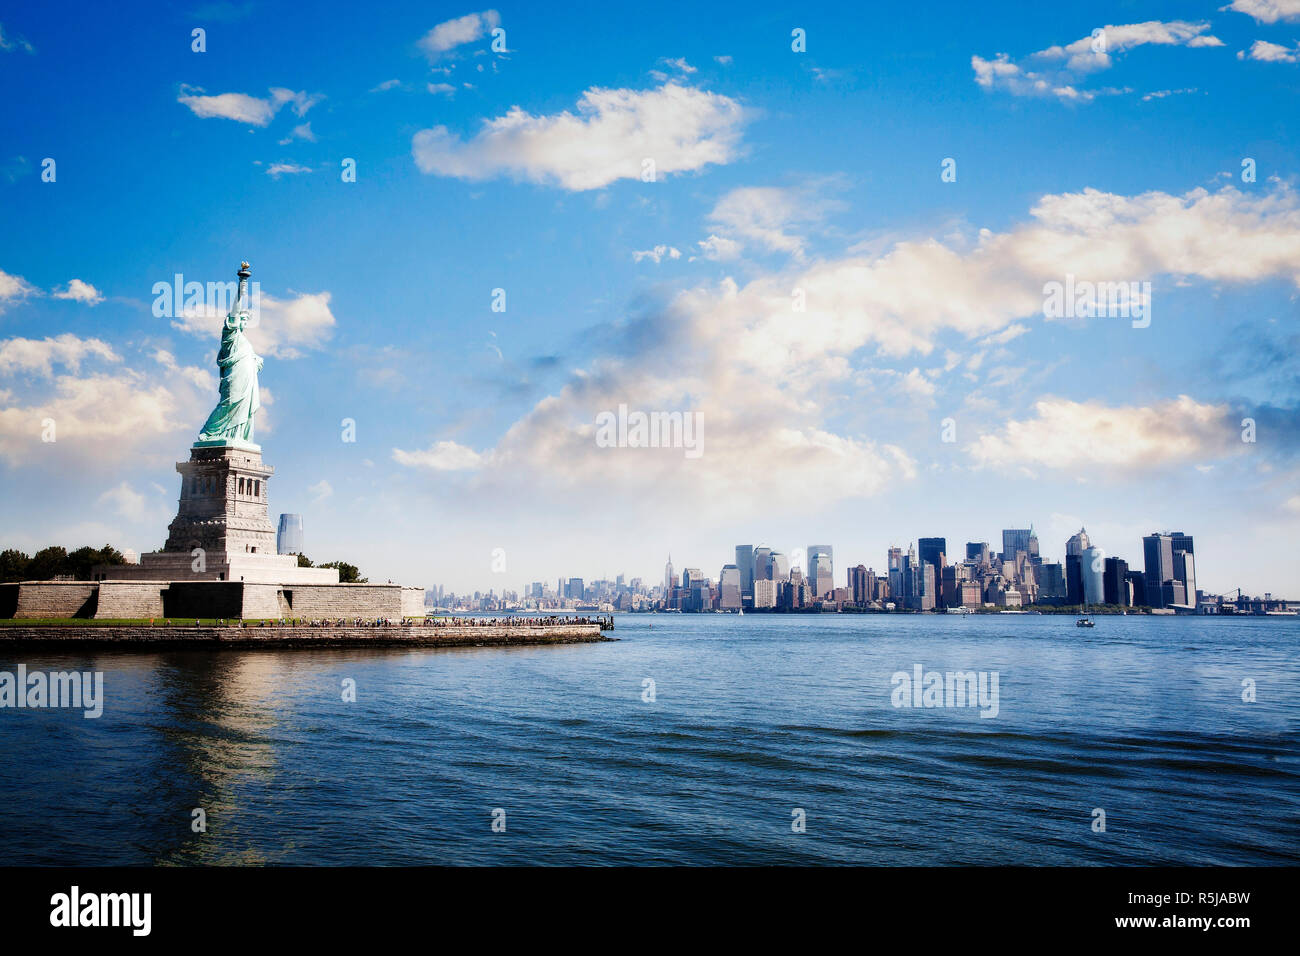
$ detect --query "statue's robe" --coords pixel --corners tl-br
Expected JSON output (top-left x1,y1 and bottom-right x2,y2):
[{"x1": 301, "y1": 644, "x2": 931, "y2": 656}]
[{"x1": 198, "y1": 323, "x2": 260, "y2": 442}]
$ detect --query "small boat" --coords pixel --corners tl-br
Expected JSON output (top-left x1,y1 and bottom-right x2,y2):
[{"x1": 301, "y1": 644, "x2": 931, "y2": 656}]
[{"x1": 1075, "y1": 616, "x2": 1094, "y2": 627}]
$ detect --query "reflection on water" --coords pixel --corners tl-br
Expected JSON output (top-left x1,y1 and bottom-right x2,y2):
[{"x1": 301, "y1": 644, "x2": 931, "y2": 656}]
[{"x1": 1, "y1": 615, "x2": 1297, "y2": 865}]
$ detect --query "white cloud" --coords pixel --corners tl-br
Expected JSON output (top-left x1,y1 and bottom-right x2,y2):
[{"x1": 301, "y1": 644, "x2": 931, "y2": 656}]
[
  {"x1": 0, "y1": 22, "x2": 34, "y2": 54},
  {"x1": 308, "y1": 479, "x2": 333, "y2": 502},
  {"x1": 390, "y1": 182, "x2": 1300, "y2": 518},
  {"x1": 278, "y1": 122, "x2": 316, "y2": 145},
  {"x1": 171, "y1": 290, "x2": 337, "y2": 359},
  {"x1": 706, "y1": 185, "x2": 841, "y2": 259},
  {"x1": 52, "y1": 279, "x2": 104, "y2": 305},
  {"x1": 371, "y1": 78, "x2": 402, "y2": 92},
  {"x1": 392, "y1": 440, "x2": 485, "y2": 471},
  {"x1": 1237, "y1": 39, "x2": 1300, "y2": 62},
  {"x1": 969, "y1": 396, "x2": 1239, "y2": 474},
  {"x1": 980, "y1": 323, "x2": 1030, "y2": 347},
  {"x1": 412, "y1": 82, "x2": 747, "y2": 191},
  {"x1": 97, "y1": 482, "x2": 158, "y2": 523},
  {"x1": 0, "y1": 363, "x2": 209, "y2": 466},
  {"x1": 1221, "y1": 0, "x2": 1300, "y2": 23},
  {"x1": 633, "y1": 245, "x2": 682, "y2": 264},
  {"x1": 0, "y1": 268, "x2": 37, "y2": 311},
  {"x1": 0, "y1": 334, "x2": 118, "y2": 376},
  {"x1": 697, "y1": 234, "x2": 742, "y2": 261},
  {"x1": 652, "y1": 57, "x2": 697, "y2": 80},
  {"x1": 266, "y1": 162, "x2": 312, "y2": 178},
  {"x1": 177, "y1": 86, "x2": 321, "y2": 126},
  {"x1": 1142, "y1": 87, "x2": 1199, "y2": 100},
  {"x1": 973, "y1": 21, "x2": 1224, "y2": 101},
  {"x1": 428, "y1": 82, "x2": 456, "y2": 96},
  {"x1": 419, "y1": 10, "x2": 500, "y2": 59}
]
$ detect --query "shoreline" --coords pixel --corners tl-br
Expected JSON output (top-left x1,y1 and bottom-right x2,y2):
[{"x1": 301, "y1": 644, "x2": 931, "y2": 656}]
[{"x1": 0, "y1": 623, "x2": 614, "y2": 649}]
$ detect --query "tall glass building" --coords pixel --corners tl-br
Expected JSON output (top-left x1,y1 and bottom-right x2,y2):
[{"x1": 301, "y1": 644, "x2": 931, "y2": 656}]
[
  {"x1": 276, "y1": 513, "x2": 303, "y2": 555},
  {"x1": 735, "y1": 545, "x2": 754, "y2": 604}
]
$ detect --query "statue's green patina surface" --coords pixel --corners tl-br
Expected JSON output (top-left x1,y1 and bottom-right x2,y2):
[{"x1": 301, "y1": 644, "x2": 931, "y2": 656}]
[{"x1": 197, "y1": 262, "x2": 262, "y2": 447}]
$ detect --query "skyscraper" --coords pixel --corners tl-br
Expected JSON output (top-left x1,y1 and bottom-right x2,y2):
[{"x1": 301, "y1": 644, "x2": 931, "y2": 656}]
[
  {"x1": 735, "y1": 545, "x2": 754, "y2": 605},
  {"x1": 663, "y1": 555, "x2": 675, "y2": 595},
  {"x1": 1080, "y1": 546, "x2": 1105, "y2": 606},
  {"x1": 917, "y1": 537, "x2": 947, "y2": 608},
  {"x1": 769, "y1": 551, "x2": 790, "y2": 582},
  {"x1": 1143, "y1": 532, "x2": 1195, "y2": 609},
  {"x1": 1002, "y1": 528, "x2": 1032, "y2": 561},
  {"x1": 1065, "y1": 527, "x2": 1090, "y2": 605},
  {"x1": 808, "y1": 544, "x2": 833, "y2": 598},
  {"x1": 1103, "y1": 556, "x2": 1130, "y2": 606},
  {"x1": 719, "y1": 564, "x2": 741, "y2": 610},
  {"x1": 849, "y1": 564, "x2": 869, "y2": 604},
  {"x1": 276, "y1": 513, "x2": 303, "y2": 555}
]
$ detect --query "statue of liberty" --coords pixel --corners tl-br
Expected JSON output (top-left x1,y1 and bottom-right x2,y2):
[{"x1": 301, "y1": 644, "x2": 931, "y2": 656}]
[{"x1": 198, "y1": 261, "x2": 262, "y2": 445}]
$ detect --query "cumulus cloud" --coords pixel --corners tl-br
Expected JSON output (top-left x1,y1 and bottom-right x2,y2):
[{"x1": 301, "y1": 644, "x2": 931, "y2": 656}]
[
  {"x1": 0, "y1": 334, "x2": 118, "y2": 376},
  {"x1": 419, "y1": 10, "x2": 500, "y2": 59},
  {"x1": 0, "y1": 268, "x2": 37, "y2": 311},
  {"x1": 1237, "y1": 39, "x2": 1300, "y2": 62},
  {"x1": 0, "y1": 337, "x2": 211, "y2": 466},
  {"x1": 52, "y1": 279, "x2": 104, "y2": 305},
  {"x1": 170, "y1": 290, "x2": 337, "y2": 359},
  {"x1": 412, "y1": 82, "x2": 747, "y2": 190},
  {"x1": 973, "y1": 21, "x2": 1223, "y2": 101},
  {"x1": 969, "y1": 396, "x2": 1240, "y2": 474},
  {"x1": 390, "y1": 182, "x2": 1300, "y2": 515},
  {"x1": 177, "y1": 86, "x2": 321, "y2": 126},
  {"x1": 1221, "y1": 0, "x2": 1300, "y2": 23}
]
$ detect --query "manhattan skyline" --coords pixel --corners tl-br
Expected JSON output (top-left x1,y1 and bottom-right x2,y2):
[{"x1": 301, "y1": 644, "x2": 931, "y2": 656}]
[{"x1": 2, "y1": 1, "x2": 1299, "y2": 595}]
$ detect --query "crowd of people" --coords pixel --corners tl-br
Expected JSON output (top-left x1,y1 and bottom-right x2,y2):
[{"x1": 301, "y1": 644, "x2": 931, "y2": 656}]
[{"x1": 420, "y1": 615, "x2": 613, "y2": 629}]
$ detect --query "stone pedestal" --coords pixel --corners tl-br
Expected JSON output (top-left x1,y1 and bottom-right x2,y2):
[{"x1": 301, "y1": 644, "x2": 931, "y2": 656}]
[
  {"x1": 105, "y1": 442, "x2": 339, "y2": 585},
  {"x1": 165, "y1": 443, "x2": 277, "y2": 556}
]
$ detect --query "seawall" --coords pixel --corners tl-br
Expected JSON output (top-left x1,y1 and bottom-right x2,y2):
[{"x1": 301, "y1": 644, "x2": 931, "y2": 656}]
[{"x1": 0, "y1": 624, "x2": 612, "y2": 649}]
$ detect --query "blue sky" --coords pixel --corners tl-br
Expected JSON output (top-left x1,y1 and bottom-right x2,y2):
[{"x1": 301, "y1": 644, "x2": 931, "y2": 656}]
[{"x1": 1, "y1": 0, "x2": 1298, "y2": 595}]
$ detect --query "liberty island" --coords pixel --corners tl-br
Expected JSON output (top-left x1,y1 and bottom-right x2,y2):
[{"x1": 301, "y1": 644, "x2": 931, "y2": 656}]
[{"x1": 0, "y1": 262, "x2": 605, "y2": 646}]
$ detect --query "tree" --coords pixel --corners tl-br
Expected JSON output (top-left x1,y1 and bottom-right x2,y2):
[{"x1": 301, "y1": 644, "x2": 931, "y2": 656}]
[
  {"x1": 28, "y1": 546, "x2": 68, "y2": 580},
  {"x1": 318, "y1": 561, "x2": 366, "y2": 583},
  {"x1": 0, "y1": 544, "x2": 126, "y2": 581},
  {"x1": 296, "y1": 554, "x2": 313, "y2": 567},
  {"x1": 0, "y1": 549, "x2": 31, "y2": 583}
]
